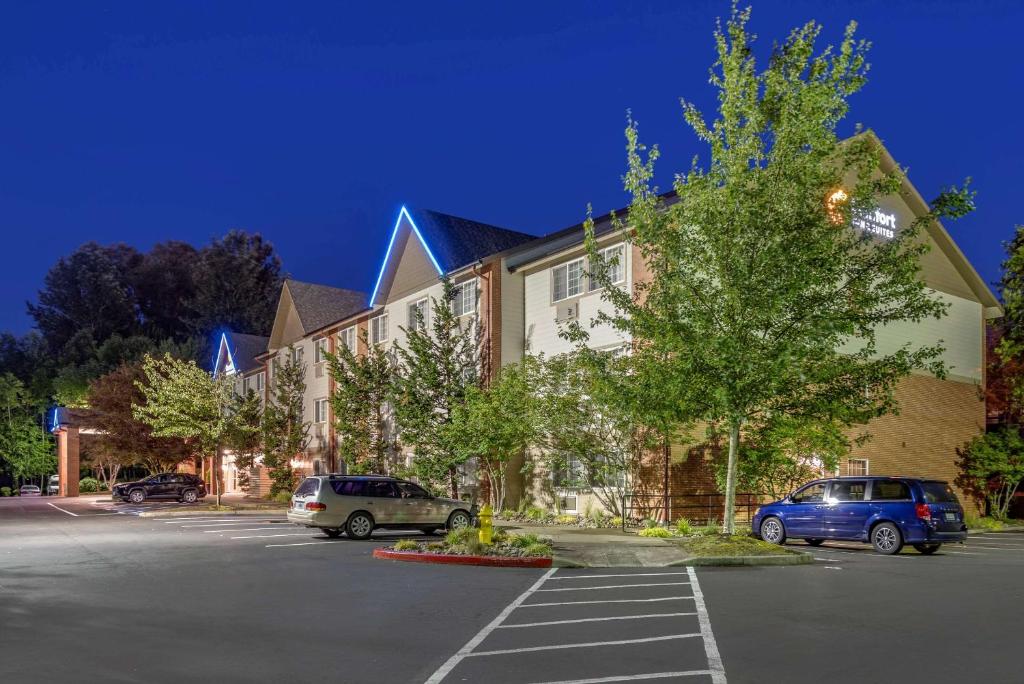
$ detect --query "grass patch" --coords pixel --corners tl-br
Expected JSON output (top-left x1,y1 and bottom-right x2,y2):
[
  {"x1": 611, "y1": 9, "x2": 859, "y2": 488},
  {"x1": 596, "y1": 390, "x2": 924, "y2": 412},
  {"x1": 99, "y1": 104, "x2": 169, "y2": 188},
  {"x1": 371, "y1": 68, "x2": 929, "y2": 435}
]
[
  {"x1": 385, "y1": 528, "x2": 553, "y2": 558},
  {"x1": 638, "y1": 527, "x2": 673, "y2": 538},
  {"x1": 673, "y1": 534, "x2": 795, "y2": 557}
]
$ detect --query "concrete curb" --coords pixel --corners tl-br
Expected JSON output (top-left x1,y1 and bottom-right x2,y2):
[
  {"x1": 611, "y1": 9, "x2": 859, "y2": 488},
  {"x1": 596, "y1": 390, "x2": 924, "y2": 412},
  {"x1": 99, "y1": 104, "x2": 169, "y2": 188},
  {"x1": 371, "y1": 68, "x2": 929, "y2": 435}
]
[
  {"x1": 967, "y1": 525, "x2": 1024, "y2": 534},
  {"x1": 373, "y1": 548, "x2": 553, "y2": 568},
  {"x1": 138, "y1": 508, "x2": 288, "y2": 518},
  {"x1": 667, "y1": 552, "x2": 813, "y2": 567}
]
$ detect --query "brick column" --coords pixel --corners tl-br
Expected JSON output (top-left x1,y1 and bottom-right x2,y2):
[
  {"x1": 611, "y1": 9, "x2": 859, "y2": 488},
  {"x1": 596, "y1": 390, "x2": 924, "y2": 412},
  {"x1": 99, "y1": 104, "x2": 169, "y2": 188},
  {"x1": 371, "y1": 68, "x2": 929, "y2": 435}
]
[{"x1": 56, "y1": 427, "x2": 80, "y2": 497}]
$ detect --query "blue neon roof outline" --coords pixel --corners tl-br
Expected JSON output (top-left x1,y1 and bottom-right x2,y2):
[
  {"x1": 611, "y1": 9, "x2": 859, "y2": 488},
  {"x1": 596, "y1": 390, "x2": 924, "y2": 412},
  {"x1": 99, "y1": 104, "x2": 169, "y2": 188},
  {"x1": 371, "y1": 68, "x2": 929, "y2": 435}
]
[
  {"x1": 212, "y1": 332, "x2": 236, "y2": 377},
  {"x1": 368, "y1": 206, "x2": 445, "y2": 306}
]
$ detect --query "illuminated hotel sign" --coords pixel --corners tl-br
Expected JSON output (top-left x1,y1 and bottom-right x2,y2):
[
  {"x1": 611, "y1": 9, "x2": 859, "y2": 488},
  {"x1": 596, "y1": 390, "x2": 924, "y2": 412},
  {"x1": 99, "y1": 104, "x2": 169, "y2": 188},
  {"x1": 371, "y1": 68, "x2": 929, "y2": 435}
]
[{"x1": 827, "y1": 189, "x2": 897, "y2": 240}]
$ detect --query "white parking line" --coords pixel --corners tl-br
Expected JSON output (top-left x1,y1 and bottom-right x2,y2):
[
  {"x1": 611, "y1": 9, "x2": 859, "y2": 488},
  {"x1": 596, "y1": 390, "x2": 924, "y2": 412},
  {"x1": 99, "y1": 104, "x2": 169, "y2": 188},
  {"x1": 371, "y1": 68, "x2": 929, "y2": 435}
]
[
  {"x1": 527, "y1": 671, "x2": 713, "y2": 684},
  {"x1": 535, "y1": 582, "x2": 691, "y2": 593},
  {"x1": 202, "y1": 527, "x2": 293, "y2": 533},
  {"x1": 46, "y1": 503, "x2": 79, "y2": 517},
  {"x1": 499, "y1": 613, "x2": 696, "y2": 629},
  {"x1": 964, "y1": 545, "x2": 1024, "y2": 551},
  {"x1": 425, "y1": 569, "x2": 556, "y2": 684},
  {"x1": 265, "y1": 541, "x2": 340, "y2": 548},
  {"x1": 180, "y1": 521, "x2": 287, "y2": 528},
  {"x1": 687, "y1": 567, "x2": 727, "y2": 684},
  {"x1": 231, "y1": 533, "x2": 316, "y2": 540},
  {"x1": 522, "y1": 597, "x2": 695, "y2": 608},
  {"x1": 547, "y1": 572, "x2": 691, "y2": 581},
  {"x1": 465, "y1": 634, "x2": 700, "y2": 657}
]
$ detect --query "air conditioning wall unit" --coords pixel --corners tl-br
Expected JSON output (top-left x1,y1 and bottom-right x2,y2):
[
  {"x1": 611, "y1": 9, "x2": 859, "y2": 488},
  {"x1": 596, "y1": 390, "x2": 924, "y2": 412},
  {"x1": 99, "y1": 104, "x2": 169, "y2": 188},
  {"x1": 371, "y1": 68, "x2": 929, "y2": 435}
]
[
  {"x1": 556, "y1": 302, "x2": 578, "y2": 323},
  {"x1": 314, "y1": 363, "x2": 325, "y2": 378}
]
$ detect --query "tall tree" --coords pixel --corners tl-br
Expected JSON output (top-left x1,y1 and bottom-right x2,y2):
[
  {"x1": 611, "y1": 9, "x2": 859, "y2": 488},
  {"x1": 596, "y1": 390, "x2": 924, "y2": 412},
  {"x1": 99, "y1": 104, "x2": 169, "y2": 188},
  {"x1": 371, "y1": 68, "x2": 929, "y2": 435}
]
[
  {"x1": 87, "y1": 362, "x2": 189, "y2": 486},
  {"x1": 392, "y1": 280, "x2": 481, "y2": 498},
  {"x1": 261, "y1": 347, "x2": 309, "y2": 496},
  {"x1": 129, "y1": 240, "x2": 200, "y2": 342},
  {"x1": 583, "y1": 8, "x2": 973, "y2": 532},
  {"x1": 133, "y1": 354, "x2": 236, "y2": 506},
  {"x1": 223, "y1": 389, "x2": 264, "y2": 492},
  {"x1": 188, "y1": 230, "x2": 284, "y2": 338},
  {"x1": 0, "y1": 374, "x2": 54, "y2": 488},
  {"x1": 326, "y1": 333, "x2": 398, "y2": 475}
]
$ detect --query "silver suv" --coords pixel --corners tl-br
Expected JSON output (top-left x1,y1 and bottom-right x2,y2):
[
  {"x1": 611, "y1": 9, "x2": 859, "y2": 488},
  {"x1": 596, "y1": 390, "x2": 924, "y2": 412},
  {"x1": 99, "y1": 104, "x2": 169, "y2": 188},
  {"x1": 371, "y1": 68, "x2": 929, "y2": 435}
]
[{"x1": 286, "y1": 475, "x2": 475, "y2": 540}]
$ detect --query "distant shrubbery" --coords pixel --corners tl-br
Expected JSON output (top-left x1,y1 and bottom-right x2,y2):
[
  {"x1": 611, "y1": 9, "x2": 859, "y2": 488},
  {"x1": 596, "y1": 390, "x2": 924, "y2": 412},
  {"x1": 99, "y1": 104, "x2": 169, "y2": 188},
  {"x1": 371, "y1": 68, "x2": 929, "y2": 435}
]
[
  {"x1": 79, "y1": 477, "x2": 100, "y2": 493},
  {"x1": 0, "y1": 487, "x2": 11, "y2": 497}
]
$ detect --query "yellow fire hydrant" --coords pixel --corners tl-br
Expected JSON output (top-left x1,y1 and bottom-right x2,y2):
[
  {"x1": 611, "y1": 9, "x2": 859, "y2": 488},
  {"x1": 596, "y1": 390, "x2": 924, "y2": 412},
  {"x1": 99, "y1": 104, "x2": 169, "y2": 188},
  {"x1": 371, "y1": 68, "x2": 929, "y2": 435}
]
[{"x1": 478, "y1": 505, "x2": 493, "y2": 545}]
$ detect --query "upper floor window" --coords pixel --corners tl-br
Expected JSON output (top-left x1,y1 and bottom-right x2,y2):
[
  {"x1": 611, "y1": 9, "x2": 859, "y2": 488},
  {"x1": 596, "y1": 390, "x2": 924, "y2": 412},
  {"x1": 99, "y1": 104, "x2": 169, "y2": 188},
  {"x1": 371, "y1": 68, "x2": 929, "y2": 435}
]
[
  {"x1": 314, "y1": 337, "x2": 328, "y2": 364},
  {"x1": 590, "y1": 244, "x2": 625, "y2": 290},
  {"x1": 339, "y1": 326, "x2": 356, "y2": 354},
  {"x1": 408, "y1": 298, "x2": 429, "y2": 331},
  {"x1": 242, "y1": 376, "x2": 250, "y2": 394},
  {"x1": 314, "y1": 398, "x2": 329, "y2": 424},
  {"x1": 255, "y1": 372, "x2": 265, "y2": 392},
  {"x1": 291, "y1": 346, "x2": 304, "y2": 365},
  {"x1": 371, "y1": 312, "x2": 389, "y2": 345},
  {"x1": 552, "y1": 259, "x2": 584, "y2": 302},
  {"x1": 453, "y1": 281, "x2": 476, "y2": 317},
  {"x1": 848, "y1": 459, "x2": 869, "y2": 477}
]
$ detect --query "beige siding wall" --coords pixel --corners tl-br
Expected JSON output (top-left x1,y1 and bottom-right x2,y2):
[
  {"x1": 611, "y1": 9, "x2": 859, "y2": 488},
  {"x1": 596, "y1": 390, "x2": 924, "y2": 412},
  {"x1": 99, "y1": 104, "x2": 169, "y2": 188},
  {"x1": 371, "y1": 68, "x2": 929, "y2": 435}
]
[{"x1": 500, "y1": 262, "x2": 525, "y2": 367}]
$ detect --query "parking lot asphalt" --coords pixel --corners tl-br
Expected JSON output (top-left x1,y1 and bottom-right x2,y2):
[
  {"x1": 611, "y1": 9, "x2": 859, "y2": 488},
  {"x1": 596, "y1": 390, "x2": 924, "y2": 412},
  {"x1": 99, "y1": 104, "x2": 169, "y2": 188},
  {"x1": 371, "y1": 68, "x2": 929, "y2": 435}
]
[{"x1": 3, "y1": 496, "x2": 1023, "y2": 683}]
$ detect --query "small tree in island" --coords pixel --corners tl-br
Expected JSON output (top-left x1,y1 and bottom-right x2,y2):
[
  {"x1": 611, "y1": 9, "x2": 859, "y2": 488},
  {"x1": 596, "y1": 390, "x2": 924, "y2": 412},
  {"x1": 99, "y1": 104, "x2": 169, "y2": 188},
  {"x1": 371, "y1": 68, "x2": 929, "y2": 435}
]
[
  {"x1": 581, "y1": 7, "x2": 975, "y2": 532},
  {"x1": 261, "y1": 347, "x2": 309, "y2": 496},
  {"x1": 326, "y1": 332, "x2": 398, "y2": 475},
  {"x1": 133, "y1": 354, "x2": 236, "y2": 506}
]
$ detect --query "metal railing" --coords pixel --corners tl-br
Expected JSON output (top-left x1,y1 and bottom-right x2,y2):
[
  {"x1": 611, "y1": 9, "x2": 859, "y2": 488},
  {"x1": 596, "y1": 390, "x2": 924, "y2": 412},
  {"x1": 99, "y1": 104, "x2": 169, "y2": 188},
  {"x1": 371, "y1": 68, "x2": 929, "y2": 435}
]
[{"x1": 620, "y1": 492, "x2": 767, "y2": 530}]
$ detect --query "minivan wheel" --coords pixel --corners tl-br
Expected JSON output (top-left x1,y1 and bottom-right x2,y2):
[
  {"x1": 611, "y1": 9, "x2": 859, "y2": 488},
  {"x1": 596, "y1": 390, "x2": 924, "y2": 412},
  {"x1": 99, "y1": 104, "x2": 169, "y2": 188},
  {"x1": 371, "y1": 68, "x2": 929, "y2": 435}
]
[
  {"x1": 346, "y1": 512, "x2": 375, "y2": 540},
  {"x1": 913, "y1": 543, "x2": 941, "y2": 555},
  {"x1": 181, "y1": 489, "x2": 198, "y2": 504},
  {"x1": 128, "y1": 489, "x2": 145, "y2": 504},
  {"x1": 871, "y1": 522, "x2": 903, "y2": 555},
  {"x1": 447, "y1": 510, "x2": 471, "y2": 531},
  {"x1": 806, "y1": 539, "x2": 824, "y2": 547},
  {"x1": 760, "y1": 517, "x2": 786, "y2": 545}
]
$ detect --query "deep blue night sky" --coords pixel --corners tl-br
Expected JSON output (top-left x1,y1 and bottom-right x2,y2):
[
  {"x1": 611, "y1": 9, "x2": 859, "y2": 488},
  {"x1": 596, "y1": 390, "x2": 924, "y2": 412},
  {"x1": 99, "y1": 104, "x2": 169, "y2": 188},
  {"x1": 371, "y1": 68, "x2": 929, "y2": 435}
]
[{"x1": 2, "y1": 1, "x2": 1021, "y2": 334}]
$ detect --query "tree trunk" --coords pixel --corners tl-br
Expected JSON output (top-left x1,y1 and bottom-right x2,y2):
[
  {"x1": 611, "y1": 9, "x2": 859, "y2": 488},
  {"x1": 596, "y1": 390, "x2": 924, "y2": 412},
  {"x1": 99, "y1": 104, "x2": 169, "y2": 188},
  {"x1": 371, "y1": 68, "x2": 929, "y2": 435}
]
[
  {"x1": 448, "y1": 465, "x2": 459, "y2": 500},
  {"x1": 662, "y1": 434, "x2": 671, "y2": 525},
  {"x1": 723, "y1": 419, "x2": 741, "y2": 535},
  {"x1": 215, "y1": 447, "x2": 222, "y2": 508}
]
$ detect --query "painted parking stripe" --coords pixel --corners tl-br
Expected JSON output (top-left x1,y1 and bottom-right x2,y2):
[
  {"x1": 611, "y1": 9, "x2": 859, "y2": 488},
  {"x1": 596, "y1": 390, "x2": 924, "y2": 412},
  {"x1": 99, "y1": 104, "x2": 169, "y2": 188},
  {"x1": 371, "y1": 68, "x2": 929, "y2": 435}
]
[
  {"x1": 527, "y1": 670, "x2": 713, "y2": 684},
  {"x1": 181, "y1": 521, "x2": 288, "y2": 528},
  {"x1": 535, "y1": 582, "x2": 691, "y2": 593},
  {"x1": 965, "y1": 545, "x2": 1024, "y2": 551},
  {"x1": 523, "y1": 597, "x2": 695, "y2": 608},
  {"x1": 265, "y1": 541, "x2": 341, "y2": 548},
  {"x1": 232, "y1": 533, "x2": 317, "y2": 539},
  {"x1": 202, "y1": 527, "x2": 293, "y2": 533},
  {"x1": 687, "y1": 567, "x2": 727, "y2": 684},
  {"x1": 46, "y1": 503, "x2": 79, "y2": 517},
  {"x1": 425, "y1": 569, "x2": 556, "y2": 684},
  {"x1": 466, "y1": 633, "x2": 701, "y2": 658},
  {"x1": 548, "y1": 572, "x2": 691, "y2": 581},
  {"x1": 498, "y1": 612, "x2": 696, "y2": 629}
]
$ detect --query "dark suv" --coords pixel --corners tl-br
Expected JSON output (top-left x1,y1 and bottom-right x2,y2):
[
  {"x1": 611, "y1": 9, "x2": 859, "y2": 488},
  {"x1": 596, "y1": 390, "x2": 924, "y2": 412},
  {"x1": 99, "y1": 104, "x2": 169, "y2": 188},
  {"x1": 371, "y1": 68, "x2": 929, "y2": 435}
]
[
  {"x1": 112, "y1": 473, "x2": 207, "y2": 504},
  {"x1": 753, "y1": 476, "x2": 967, "y2": 555}
]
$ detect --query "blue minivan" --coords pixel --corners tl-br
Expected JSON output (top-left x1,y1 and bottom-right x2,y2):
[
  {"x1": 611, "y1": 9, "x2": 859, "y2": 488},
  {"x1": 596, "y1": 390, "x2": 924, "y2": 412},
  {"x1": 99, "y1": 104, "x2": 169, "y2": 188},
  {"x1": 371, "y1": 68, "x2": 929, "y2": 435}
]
[{"x1": 753, "y1": 476, "x2": 967, "y2": 555}]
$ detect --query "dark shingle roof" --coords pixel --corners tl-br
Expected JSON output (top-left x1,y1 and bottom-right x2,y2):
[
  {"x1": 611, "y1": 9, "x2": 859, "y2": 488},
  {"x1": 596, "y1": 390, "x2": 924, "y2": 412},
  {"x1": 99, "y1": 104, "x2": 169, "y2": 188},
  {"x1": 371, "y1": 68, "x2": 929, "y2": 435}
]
[
  {"x1": 230, "y1": 333, "x2": 269, "y2": 374},
  {"x1": 286, "y1": 280, "x2": 367, "y2": 334},
  {"x1": 408, "y1": 209, "x2": 537, "y2": 273}
]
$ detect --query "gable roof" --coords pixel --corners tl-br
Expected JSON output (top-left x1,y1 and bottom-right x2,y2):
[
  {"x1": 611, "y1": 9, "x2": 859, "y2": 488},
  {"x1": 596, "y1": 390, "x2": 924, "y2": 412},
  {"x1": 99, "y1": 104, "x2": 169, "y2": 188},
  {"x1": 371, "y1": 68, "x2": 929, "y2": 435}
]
[
  {"x1": 285, "y1": 279, "x2": 367, "y2": 334},
  {"x1": 213, "y1": 331, "x2": 269, "y2": 376},
  {"x1": 370, "y1": 206, "x2": 536, "y2": 305}
]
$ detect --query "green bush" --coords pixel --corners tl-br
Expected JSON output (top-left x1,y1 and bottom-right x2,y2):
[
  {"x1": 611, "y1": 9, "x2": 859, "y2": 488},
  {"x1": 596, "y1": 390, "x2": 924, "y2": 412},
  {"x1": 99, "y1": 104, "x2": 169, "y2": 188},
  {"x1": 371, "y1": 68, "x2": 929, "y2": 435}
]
[
  {"x1": 638, "y1": 527, "x2": 672, "y2": 538},
  {"x1": 642, "y1": 518, "x2": 659, "y2": 529},
  {"x1": 273, "y1": 491, "x2": 292, "y2": 504},
  {"x1": 499, "y1": 509, "x2": 517, "y2": 519},
  {"x1": 522, "y1": 542, "x2": 553, "y2": 557},
  {"x1": 675, "y1": 518, "x2": 693, "y2": 536},
  {"x1": 555, "y1": 514, "x2": 578, "y2": 525},
  {"x1": 426, "y1": 542, "x2": 446, "y2": 552},
  {"x1": 0, "y1": 487, "x2": 11, "y2": 497},
  {"x1": 610, "y1": 516, "x2": 624, "y2": 528},
  {"x1": 694, "y1": 522, "x2": 721, "y2": 536},
  {"x1": 965, "y1": 515, "x2": 1004, "y2": 531},
  {"x1": 525, "y1": 506, "x2": 547, "y2": 521},
  {"x1": 78, "y1": 477, "x2": 100, "y2": 493},
  {"x1": 507, "y1": 532, "x2": 543, "y2": 548},
  {"x1": 444, "y1": 526, "x2": 478, "y2": 547},
  {"x1": 394, "y1": 539, "x2": 420, "y2": 551}
]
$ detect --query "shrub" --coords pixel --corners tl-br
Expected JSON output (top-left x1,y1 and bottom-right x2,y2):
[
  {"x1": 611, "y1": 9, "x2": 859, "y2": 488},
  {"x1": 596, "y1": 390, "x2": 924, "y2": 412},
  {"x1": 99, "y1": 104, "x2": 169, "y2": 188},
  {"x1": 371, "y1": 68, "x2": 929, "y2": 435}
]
[
  {"x1": 394, "y1": 539, "x2": 420, "y2": 551},
  {"x1": 695, "y1": 522, "x2": 721, "y2": 536},
  {"x1": 638, "y1": 527, "x2": 673, "y2": 538},
  {"x1": 507, "y1": 533, "x2": 543, "y2": 548},
  {"x1": 675, "y1": 518, "x2": 693, "y2": 536},
  {"x1": 965, "y1": 515, "x2": 1004, "y2": 531},
  {"x1": 444, "y1": 526, "x2": 478, "y2": 547},
  {"x1": 522, "y1": 542, "x2": 553, "y2": 557},
  {"x1": 642, "y1": 518, "x2": 659, "y2": 529},
  {"x1": 78, "y1": 477, "x2": 100, "y2": 493},
  {"x1": 499, "y1": 509, "x2": 517, "y2": 519},
  {"x1": 610, "y1": 516, "x2": 623, "y2": 528},
  {"x1": 426, "y1": 542, "x2": 446, "y2": 552},
  {"x1": 273, "y1": 491, "x2": 292, "y2": 504},
  {"x1": 525, "y1": 506, "x2": 547, "y2": 521},
  {"x1": 0, "y1": 487, "x2": 10, "y2": 497},
  {"x1": 555, "y1": 514, "x2": 578, "y2": 525}
]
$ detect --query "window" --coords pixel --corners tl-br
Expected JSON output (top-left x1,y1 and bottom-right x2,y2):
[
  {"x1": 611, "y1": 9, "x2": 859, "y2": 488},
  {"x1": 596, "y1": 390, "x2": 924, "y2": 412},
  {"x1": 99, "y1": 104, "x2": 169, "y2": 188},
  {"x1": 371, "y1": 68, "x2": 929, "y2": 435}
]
[
  {"x1": 590, "y1": 244, "x2": 625, "y2": 290},
  {"x1": 314, "y1": 338, "x2": 329, "y2": 364},
  {"x1": 294, "y1": 478, "x2": 320, "y2": 497},
  {"x1": 791, "y1": 482, "x2": 826, "y2": 503},
  {"x1": 242, "y1": 377, "x2": 250, "y2": 394},
  {"x1": 255, "y1": 372, "x2": 265, "y2": 392},
  {"x1": 291, "y1": 346, "x2": 304, "y2": 365},
  {"x1": 870, "y1": 480, "x2": 911, "y2": 501},
  {"x1": 366, "y1": 480, "x2": 399, "y2": 498},
  {"x1": 408, "y1": 298, "x2": 428, "y2": 331},
  {"x1": 552, "y1": 259, "x2": 584, "y2": 302},
  {"x1": 553, "y1": 455, "x2": 587, "y2": 489},
  {"x1": 453, "y1": 281, "x2": 476, "y2": 317},
  {"x1": 396, "y1": 481, "x2": 430, "y2": 499},
  {"x1": 921, "y1": 482, "x2": 959, "y2": 504},
  {"x1": 848, "y1": 459, "x2": 869, "y2": 476},
  {"x1": 339, "y1": 326, "x2": 356, "y2": 354},
  {"x1": 830, "y1": 480, "x2": 867, "y2": 502},
  {"x1": 371, "y1": 313, "x2": 389, "y2": 344},
  {"x1": 332, "y1": 480, "x2": 366, "y2": 496},
  {"x1": 314, "y1": 398, "x2": 329, "y2": 424}
]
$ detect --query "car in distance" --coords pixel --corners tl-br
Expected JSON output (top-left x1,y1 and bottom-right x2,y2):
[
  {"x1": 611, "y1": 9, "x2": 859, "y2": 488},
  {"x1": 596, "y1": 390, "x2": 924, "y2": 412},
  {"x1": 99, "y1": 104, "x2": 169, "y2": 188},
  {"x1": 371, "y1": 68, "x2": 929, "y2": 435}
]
[
  {"x1": 47, "y1": 474, "x2": 59, "y2": 496},
  {"x1": 753, "y1": 476, "x2": 967, "y2": 555},
  {"x1": 287, "y1": 475, "x2": 476, "y2": 540},
  {"x1": 112, "y1": 473, "x2": 207, "y2": 504},
  {"x1": 19, "y1": 484, "x2": 41, "y2": 496}
]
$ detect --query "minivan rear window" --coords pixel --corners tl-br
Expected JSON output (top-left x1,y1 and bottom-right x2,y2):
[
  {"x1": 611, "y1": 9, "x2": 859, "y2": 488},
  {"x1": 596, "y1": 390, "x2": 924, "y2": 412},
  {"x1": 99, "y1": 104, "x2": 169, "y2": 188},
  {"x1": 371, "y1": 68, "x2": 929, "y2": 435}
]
[
  {"x1": 294, "y1": 478, "x2": 320, "y2": 497},
  {"x1": 921, "y1": 482, "x2": 959, "y2": 503},
  {"x1": 331, "y1": 480, "x2": 367, "y2": 496},
  {"x1": 870, "y1": 480, "x2": 911, "y2": 500}
]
